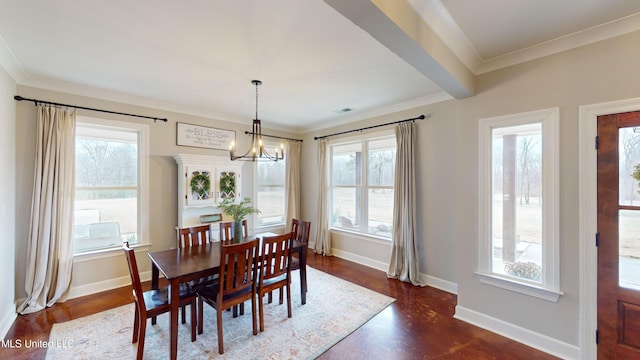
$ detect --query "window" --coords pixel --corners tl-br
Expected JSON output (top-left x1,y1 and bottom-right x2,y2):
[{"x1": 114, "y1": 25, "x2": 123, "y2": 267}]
[
  {"x1": 74, "y1": 117, "x2": 149, "y2": 254},
  {"x1": 329, "y1": 132, "x2": 395, "y2": 238},
  {"x1": 255, "y1": 148, "x2": 286, "y2": 227},
  {"x1": 477, "y1": 108, "x2": 561, "y2": 301}
]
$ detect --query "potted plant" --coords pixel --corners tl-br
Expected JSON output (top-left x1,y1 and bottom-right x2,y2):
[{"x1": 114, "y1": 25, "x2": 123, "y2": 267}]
[{"x1": 217, "y1": 197, "x2": 260, "y2": 240}]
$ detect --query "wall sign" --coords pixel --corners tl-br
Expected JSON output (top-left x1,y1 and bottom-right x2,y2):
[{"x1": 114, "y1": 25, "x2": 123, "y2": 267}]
[{"x1": 176, "y1": 122, "x2": 235, "y2": 150}]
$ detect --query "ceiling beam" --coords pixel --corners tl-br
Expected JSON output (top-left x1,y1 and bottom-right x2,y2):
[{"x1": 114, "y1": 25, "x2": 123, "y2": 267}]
[{"x1": 324, "y1": 0, "x2": 474, "y2": 98}]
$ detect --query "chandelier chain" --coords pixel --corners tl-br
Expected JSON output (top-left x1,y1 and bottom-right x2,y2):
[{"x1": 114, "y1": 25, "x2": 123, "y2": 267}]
[{"x1": 255, "y1": 81, "x2": 259, "y2": 120}]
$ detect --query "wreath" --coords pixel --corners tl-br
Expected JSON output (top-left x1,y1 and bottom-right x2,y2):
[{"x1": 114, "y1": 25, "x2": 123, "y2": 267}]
[
  {"x1": 219, "y1": 172, "x2": 236, "y2": 197},
  {"x1": 190, "y1": 172, "x2": 211, "y2": 199}
]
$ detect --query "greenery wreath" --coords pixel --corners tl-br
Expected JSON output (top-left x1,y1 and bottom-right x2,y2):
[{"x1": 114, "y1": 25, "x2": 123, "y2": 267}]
[
  {"x1": 219, "y1": 172, "x2": 236, "y2": 197},
  {"x1": 190, "y1": 172, "x2": 211, "y2": 199}
]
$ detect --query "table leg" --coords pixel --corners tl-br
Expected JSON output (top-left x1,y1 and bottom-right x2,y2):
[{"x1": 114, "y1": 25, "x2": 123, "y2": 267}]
[
  {"x1": 300, "y1": 246, "x2": 308, "y2": 305},
  {"x1": 151, "y1": 264, "x2": 160, "y2": 325},
  {"x1": 151, "y1": 264, "x2": 159, "y2": 290},
  {"x1": 169, "y1": 278, "x2": 179, "y2": 360}
]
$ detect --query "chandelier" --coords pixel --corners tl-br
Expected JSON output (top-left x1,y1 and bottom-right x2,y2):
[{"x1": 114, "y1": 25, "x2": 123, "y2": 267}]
[{"x1": 229, "y1": 80, "x2": 284, "y2": 162}]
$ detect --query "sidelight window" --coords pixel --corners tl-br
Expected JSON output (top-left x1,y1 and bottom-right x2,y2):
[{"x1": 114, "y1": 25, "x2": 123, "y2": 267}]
[{"x1": 477, "y1": 108, "x2": 562, "y2": 301}]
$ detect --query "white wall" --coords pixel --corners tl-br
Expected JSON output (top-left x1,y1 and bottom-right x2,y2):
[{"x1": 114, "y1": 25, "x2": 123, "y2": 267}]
[{"x1": 0, "y1": 63, "x2": 17, "y2": 337}]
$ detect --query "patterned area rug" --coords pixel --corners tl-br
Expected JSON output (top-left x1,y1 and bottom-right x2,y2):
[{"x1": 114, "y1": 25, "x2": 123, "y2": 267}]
[{"x1": 46, "y1": 267, "x2": 395, "y2": 359}]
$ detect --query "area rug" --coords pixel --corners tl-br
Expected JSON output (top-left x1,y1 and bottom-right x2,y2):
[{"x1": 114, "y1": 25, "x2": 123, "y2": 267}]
[{"x1": 46, "y1": 267, "x2": 395, "y2": 359}]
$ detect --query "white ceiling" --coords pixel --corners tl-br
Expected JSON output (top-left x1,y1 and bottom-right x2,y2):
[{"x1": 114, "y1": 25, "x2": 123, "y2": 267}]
[{"x1": 1, "y1": 0, "x2": 639, "y2": 133}]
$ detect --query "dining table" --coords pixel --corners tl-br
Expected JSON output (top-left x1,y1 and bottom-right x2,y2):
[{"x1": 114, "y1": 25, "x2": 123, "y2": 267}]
[{"x1": 148, "y1": 232, "x2": 308, "y2": 360}]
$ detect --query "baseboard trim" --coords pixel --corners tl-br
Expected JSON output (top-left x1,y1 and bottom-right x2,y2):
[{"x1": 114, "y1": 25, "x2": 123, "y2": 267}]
[
  {"x1": 331, "y1": 248, "x2": 458, "y2": 295},
  {"x1": 331, "y1": 248, "x2": 389, "y2": 272},
  {"x1": 67, "y1": 271, "x2": 151, "y2": 300},
  {"x1": 454, "y1": 305, "x2": 579, "y2": 359},
  {"x1": 0, "y1": 303, "x2": 17, "y2": 339},
  {"x1": 424, "y1": 274, "x2": 458, "y2": 295}
]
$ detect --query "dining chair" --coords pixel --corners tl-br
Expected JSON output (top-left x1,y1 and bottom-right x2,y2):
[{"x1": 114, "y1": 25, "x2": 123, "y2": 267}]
[
  {"x1": 176, "y1": 224, "x2": 216, "y2": 322},
  {"x1": 218, "y1": 220, "x2": 251, "y2": 319},
  {"x1": 219, "y1": 219, "x2": 251, "y2": 317},
  {"x1": 176, "y1": 224, "x2": 213, "y2": 247},
  {"x1": 291, "y1": 219, "x2": 311, "y2": 247},
  {"x1": 123, "y1": 241, "x2": 197, "y2": 360},
  {"x1": 257, "y1": 232, "x2": 293, "y2": 332},
  {"x1": 219, "y1": 219, "x2": 248, "y2": 241},
  {"x1": 290, "y1": 219, "x2": 311, "y2": 298},
  {"x1": 219, "y1": 219, "x2": 249, "y2": 324},
  {"x1": 193, "y1": 237, "x2": 259, "y2": 354}
]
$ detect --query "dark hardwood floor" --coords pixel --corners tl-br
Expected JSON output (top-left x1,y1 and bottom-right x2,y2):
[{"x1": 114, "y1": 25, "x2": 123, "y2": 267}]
[{"x1": 2, "y1": 253, "x2": 558, "y2": 359}]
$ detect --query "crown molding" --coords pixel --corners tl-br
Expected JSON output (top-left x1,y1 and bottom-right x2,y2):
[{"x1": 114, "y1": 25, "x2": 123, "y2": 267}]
[
  {"x1": 409, "y1": 0, "x2": 640, "y2": 75},
  {"x1": 18, "y1": 71, "x2": 451, "y2": 135},
  {"x1": 0, "y1": 34, "x2": 25, "y2": 83},
  {"x1": 303, "y1": 91, "x2": 453, "y2": 133},
  {"x1": 477, "y1": 11, "x2": 640, "y2": 74},
  {"x1": 18, "y1": 75, "x2": 252, "y2": 124}
]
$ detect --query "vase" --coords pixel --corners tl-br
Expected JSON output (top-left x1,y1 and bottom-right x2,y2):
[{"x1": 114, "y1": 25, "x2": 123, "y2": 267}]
[{"x1": 232, "y1": 219, "x2": 243, "y2": 241}]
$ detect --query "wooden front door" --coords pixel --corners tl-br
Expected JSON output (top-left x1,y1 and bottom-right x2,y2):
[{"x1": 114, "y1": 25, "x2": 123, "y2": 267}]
[{"x1": 597, "y1": 111, "x2": 640, "y2": 358}]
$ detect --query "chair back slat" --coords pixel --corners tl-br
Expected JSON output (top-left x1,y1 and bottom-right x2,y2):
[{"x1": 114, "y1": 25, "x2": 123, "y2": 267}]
[
  {"x1": 217, "y1": 238, "x2": 259, "y2": 300},
  {"x1": 219, "y1": 220, "x2": 248, "y2": 241},
  {"x1": 260, "y1": 233, "x2": 293, "y2": 283},
  {"x1": 177, "y1": 224, "x2": 212, "y2": 248},
  {"x1": 291, "y1": 219, "x2": 311, "y2": 244}
]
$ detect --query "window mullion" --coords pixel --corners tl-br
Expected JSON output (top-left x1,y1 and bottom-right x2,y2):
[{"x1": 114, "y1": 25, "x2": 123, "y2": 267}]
[{"x1": 361, "y1": 140, "x2": 369, "y2": 234}]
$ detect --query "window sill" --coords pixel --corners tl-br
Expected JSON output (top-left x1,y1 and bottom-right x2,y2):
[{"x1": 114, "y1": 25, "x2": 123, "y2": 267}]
[
  {"x1": 475, "y1": 272, "x2": 563, "y2": 302},
  {"x1": 329, "y1": 228, "x2": 392, "y2": 244},
  {"x1": 255, "y1": 223, "x2": 285, "y2": 233},
  {"x1": 73, "y1": 243, "x2": 151, "y2": 263}
]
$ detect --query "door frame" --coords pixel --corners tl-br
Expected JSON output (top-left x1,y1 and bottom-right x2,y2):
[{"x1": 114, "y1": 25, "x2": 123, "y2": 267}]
[{"x1": 579, "y1": 97, "x2": 640, "y2": 360}]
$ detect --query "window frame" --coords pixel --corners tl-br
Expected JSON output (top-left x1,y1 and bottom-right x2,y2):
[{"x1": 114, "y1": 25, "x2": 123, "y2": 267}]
[
  {"x1": 73, "y1": 116, "x2": 150, "y2": 260},
  {"x1": 477, "y1": 108, "x2": 562, "y2": 302},
  {"x1": 328, "y1": 129, "x2": 395, "y2": 240},
  {"x1": 253, "y1": 139, "x2": 286, "y2": 229}
]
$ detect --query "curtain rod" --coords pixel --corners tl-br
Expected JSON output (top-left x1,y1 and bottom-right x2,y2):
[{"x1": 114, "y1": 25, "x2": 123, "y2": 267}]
[
  {"x1": 13, "y1": 95, "x2": 168, "y2": 123},
  {"x1": 313, "y1": 114, "x2": 428, "y2": 140},
  {"x1": 244, "y1": 131, "x2": 303, "y2": 142}
]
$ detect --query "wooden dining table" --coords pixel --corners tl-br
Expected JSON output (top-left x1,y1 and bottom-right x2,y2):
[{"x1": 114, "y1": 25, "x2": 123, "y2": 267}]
[{"x1": 148, "y1": 232, "x2": 308, "y2": 360}]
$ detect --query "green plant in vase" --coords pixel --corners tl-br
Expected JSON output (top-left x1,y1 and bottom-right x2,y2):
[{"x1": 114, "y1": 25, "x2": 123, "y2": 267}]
[{"x1": 217, "y1": 197, "x2": 260, "y2": 240}]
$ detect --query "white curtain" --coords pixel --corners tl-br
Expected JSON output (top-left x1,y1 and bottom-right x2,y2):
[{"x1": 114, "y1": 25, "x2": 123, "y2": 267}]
[
  {"x1": 18, "y1": 105, "x2": 76, "y2": 314},
  {"x1": 285, "y1": 140, "x2": 301, "y2": 230},
  {"x1": 387, "y1": 122, "x2": 425, "y2": 286},
  {"x1": 313, "y1": 139, "x2": 331, "y2": 255}
]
